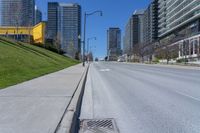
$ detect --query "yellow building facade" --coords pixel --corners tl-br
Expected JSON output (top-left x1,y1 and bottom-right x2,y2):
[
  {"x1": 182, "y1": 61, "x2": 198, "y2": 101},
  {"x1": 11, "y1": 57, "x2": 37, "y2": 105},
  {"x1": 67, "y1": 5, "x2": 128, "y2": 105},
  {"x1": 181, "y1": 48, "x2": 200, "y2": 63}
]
[
  {"x1": 32, "y1": 22, "x2": 46, "y2": 44},
  {"x1": 0, "y1": 22, "x2": 46, "y2": 44}
]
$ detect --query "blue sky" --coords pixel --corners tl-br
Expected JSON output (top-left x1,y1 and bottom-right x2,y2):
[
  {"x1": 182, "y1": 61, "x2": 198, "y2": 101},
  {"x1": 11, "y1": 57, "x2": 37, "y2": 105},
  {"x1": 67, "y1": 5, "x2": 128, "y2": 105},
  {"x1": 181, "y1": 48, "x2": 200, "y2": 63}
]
[{"x1": 36, "y1": 0, "x2": 151, "y2": 58}]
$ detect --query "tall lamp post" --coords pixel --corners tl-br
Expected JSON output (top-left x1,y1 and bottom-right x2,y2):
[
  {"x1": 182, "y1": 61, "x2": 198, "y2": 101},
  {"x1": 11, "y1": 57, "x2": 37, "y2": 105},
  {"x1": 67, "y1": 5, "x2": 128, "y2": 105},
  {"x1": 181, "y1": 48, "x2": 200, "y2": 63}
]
[
  {"x1": 87, "y1": 37, "x2": 97, "y2": 54},
  {"x1": 83, "y1": 10, "x2": 103, "y2": 66},
  {"x1": 87, "y1": 37, "x2": 97, "y2": 62},
  {"x1": 90, "y1": 45, "x2": 97, "y2": 61}
]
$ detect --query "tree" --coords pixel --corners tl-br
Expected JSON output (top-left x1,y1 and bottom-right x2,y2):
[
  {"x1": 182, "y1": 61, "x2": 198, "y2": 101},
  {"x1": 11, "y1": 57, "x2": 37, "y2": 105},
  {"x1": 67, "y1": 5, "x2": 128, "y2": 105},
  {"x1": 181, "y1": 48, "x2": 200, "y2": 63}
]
[
  {"x1": 28, "y1": 19, "x2": 33, "y2": 44},
  {"x1": 68, "y1": 40, "x2": 76, "y2": 58},
  {"x1": 155, "y1": 33, "x2": 186, "y2": 64},
  {"x1": 139, "y1": 43, "x2": 149, "y2": 63},
  {"x1": 75, "y1": 52, "x2": 80, "y2": 60},
  {"x1": 182, "y1": 40, "x2": 189, "y2": 64},
  {"x1": 54, "y1": 32, "x2": 62, "y2": 54},
  {"x1": 10, "y1": 2, "x2": 22, "y2": 41},
  {"x1": 132, "y1": 44, "x2": 140, "y2": 62},
  {"x1": 132, "y1": 43, "x2": 145, "y2": 63}
]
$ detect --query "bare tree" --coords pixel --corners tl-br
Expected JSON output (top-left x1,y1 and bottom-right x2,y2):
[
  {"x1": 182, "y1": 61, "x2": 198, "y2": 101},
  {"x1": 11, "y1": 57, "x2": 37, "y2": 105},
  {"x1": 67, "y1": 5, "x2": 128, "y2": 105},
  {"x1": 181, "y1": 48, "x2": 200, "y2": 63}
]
[
  {"x1": 164, "y1": 45, "x2": 171, "y2": 64},
  {"x1": 28, "y1": 20, "x2": 33, "y2": 44},
  {"x1": 155, "y1": 33, "x2": 186, "y2": 64},
  {"x1": 54, "y1": 32, "x2": 62, "y2": 54},
  {"x1": 182, "y1": 40, "x2": 189, "y2": 64},
  {"x1": 139, "y1": 42, "x2": 156, "y2": 63},
  {"x1": 137, "y1": 43, "x2": 145, "y2": 63},
  {"x1": 10, "y1": 2, "x2": 22, "y2": 41},
  {"x1": 131, "y1": 44, "x2": 140, "y2": 62},
  {"x1": 68, "y1": 40, "x2": 75, "y2": 58},
  {"x1": 132, "y1": 43, "x2": 149, "y2": 63},
  {"x1": 154, "y1": 38, "x2": 170, "y2": 64}
]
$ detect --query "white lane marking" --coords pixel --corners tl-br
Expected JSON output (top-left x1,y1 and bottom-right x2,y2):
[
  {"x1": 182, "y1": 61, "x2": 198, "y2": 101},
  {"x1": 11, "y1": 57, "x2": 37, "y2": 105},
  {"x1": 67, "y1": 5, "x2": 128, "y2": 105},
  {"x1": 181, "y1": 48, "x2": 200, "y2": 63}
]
[
  {"x1": 174, "y1": 90, "x2": 200, "y2": 102},
  {"x1": 99, "y1": 69, "x2": 110, "y2": 72}
]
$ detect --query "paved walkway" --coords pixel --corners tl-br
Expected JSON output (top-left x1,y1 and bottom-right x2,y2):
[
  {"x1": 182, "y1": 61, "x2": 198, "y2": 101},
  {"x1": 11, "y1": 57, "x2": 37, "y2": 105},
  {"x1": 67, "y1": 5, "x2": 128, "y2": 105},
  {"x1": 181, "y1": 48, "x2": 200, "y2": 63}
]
[{"x1": 0, "y1": 64, "x2": 86, "y2": 133}]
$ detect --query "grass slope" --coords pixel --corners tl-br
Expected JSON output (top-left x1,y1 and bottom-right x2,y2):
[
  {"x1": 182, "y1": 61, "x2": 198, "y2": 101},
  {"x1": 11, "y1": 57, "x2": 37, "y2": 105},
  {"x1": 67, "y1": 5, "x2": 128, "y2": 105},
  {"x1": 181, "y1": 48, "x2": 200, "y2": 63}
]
[{"x1": 0, "y1": 37, "x2": 79, "y2": 89}]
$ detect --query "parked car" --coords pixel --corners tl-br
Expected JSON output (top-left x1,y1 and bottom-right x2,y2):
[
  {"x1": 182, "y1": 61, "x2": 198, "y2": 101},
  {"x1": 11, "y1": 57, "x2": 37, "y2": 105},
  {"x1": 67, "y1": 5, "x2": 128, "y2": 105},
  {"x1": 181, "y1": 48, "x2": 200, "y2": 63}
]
[{"x1": 117, "y1": 56, "x2": 125, "y2": 62}]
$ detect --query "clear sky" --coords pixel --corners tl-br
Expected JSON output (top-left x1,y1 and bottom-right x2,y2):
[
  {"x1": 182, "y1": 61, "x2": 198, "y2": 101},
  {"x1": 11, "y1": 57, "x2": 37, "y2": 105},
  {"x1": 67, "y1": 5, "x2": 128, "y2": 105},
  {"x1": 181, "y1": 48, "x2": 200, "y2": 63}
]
[{"x1": 36, "y1": 0, "x2": 151, "y2": 58}]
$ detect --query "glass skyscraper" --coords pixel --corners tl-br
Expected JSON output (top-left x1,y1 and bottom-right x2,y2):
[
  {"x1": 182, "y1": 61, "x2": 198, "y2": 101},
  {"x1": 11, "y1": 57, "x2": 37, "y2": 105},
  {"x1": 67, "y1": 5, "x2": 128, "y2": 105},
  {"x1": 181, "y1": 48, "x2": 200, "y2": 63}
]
[
  {"x1": 0, "y1": 0, "x2": 35, "y2": 27},
  {"x1": 47, "y1": 3, "x2": 81, "y2": 59},
  {"x1": 35, "y1": 6, "x2": 42, "y2": 25},
  {"x1": 107, "y1": 27, "x2": 122, "y2": 60},
  {"x1": 123, "y1": 10, "x2": 145, "y2": 55},
  {"x1": 47, "y1": 2, "x2": 59, "y2": 40},
  {"x1": 58, "y1": 3, "x2": 81, "y2": 58}
]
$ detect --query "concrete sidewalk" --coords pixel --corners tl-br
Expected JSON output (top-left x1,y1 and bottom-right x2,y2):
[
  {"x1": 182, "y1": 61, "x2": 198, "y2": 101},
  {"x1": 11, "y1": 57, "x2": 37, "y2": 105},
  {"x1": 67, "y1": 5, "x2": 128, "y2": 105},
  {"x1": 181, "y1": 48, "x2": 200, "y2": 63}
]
[{"x1": 0, "y1": 64, "x2": 87, "y2": 133}]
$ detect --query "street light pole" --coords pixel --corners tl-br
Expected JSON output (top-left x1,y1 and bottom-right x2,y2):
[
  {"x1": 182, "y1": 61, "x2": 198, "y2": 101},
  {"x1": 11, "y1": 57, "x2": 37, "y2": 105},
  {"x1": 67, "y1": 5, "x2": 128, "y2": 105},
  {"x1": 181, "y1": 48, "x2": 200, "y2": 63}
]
[
  {"x1": 83, "y1": 13, "x2": 86, "y2": 67},
  {"x1": 87, "y1": 38, "x2": 89, "y2": 54},
  {"x1": 90, "y1": 45, "x2": 97, "y2": 61},
  {"x1": 87, "y1": 37, "x2": 97, "y2": 54},
  {"x1": 82, "y1": 10, "x2": 103, "y2": 67}
]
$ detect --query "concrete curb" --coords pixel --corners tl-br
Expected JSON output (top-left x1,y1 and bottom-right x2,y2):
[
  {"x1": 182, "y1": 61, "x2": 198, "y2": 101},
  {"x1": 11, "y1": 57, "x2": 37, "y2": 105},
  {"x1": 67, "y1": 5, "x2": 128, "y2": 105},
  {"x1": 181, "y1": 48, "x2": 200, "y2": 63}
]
[
  {"x1": 55, "y1": 65, "x2": 89, "y2": 133},
  {"x1": 122, "y1": 62, "x2": 200, "y2": 70}
]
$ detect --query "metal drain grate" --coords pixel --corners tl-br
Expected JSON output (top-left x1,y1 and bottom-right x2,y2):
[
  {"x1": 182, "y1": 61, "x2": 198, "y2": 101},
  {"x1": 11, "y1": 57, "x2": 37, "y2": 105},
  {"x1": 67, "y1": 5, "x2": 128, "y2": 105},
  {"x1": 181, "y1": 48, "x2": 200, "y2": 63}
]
[{"x1": 80, "y1": 118, "x2": 119, "y2": 133}]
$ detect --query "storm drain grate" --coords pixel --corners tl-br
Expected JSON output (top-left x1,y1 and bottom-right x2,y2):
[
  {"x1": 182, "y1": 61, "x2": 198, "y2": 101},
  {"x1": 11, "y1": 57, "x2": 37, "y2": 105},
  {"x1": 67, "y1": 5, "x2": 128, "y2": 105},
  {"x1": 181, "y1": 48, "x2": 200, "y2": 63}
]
[{"x1": 80, "y1": 118, "x2": 119, "y2": 133}]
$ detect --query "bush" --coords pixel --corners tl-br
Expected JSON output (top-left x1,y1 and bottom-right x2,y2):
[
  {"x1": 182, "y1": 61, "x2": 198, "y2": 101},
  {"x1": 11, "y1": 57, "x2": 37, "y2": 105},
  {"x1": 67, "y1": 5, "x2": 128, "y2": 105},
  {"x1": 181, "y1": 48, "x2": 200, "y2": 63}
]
[
  {"x1": 152, "y1": 57, "x2": 159, "y2": 63},
  {"x1": 176, "y1": 58, "x2": 188, "y2": 63}
]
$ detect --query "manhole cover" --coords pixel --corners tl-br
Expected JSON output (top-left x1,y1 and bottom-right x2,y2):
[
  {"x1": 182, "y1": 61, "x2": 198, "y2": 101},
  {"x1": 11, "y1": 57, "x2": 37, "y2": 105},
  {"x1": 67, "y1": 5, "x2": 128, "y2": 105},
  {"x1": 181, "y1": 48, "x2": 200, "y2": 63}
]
[{"x1": 80, "y1": 118, "x2": 119, "y2": 133}]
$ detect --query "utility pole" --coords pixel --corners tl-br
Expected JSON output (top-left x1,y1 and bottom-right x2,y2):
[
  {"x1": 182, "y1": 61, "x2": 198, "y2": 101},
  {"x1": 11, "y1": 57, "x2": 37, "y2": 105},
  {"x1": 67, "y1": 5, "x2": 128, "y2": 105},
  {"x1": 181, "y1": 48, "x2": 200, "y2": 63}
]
[{"x1": 82, "y1": 10, "x2": 103, "y2": 67}]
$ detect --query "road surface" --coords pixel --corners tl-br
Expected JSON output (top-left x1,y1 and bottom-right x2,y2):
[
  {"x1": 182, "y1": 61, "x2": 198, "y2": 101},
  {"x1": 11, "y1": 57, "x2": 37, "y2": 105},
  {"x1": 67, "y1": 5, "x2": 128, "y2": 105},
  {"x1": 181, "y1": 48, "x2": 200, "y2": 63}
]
[{"x1": 80, "y1": 62, "x2": 200, "y2": 133}]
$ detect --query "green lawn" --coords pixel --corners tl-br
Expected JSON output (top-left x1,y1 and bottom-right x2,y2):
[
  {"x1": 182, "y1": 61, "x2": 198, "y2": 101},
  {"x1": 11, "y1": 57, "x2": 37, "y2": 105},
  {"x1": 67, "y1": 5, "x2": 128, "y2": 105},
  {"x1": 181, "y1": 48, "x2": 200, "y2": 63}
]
[{"x1": 0, "y1": 37, "x2": 79, "y2": 89}]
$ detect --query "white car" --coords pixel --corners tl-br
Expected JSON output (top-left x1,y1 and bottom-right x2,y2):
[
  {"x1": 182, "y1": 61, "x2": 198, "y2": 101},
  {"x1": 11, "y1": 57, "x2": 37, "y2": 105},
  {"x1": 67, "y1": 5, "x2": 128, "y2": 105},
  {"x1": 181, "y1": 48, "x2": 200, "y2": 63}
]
[{"x1": 117, "y1": 58, "x2": 124, "y2": 62}]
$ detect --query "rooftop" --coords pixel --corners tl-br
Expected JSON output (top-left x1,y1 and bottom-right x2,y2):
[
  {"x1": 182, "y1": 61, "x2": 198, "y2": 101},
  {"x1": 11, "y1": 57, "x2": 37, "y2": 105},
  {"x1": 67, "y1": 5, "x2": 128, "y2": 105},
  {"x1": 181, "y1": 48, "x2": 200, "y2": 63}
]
[{"x1": 134, "y1": 9, "x2": 145, "y2": 15}]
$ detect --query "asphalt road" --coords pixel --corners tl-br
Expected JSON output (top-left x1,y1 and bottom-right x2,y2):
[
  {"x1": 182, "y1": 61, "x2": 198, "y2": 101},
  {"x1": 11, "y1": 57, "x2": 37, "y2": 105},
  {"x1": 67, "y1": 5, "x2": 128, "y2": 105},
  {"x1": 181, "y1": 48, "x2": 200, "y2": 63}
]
[{"x1": 80, "y1": 62, "x2": 200, "y2": 133}]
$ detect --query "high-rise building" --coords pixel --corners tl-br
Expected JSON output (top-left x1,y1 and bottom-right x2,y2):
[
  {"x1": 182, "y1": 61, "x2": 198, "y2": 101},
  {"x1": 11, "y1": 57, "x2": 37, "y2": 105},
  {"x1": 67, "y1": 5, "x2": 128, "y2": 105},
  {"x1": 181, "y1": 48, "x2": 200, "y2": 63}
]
[
  {"x1": 0, "y1": 0, "x2": 35, "y2": 26},
  {"x1": 124, "y1": 15, "x2": 138, "y2": 55},
  {"x1": 35, "y1": 6, "x2": 42, "y2": 25},
  {"x1": 124, "y1": 18, "x2": 133, "y2": 55},
  {"x1": 47, "y1": 2, "x2": 59, "y2": 40},
  {"x1": 158, "y1": 0, "x2": 200, "y2": 38},
  {"x1": 47, "y1": 3, "x2": 81, "y2": 58},
  {"x1": 123, "y1": 10, "x2": 145, "y2": 55},
  {"x1": 107, "y1": 27, "x2": 121, "y2": 61},
  {"x1": 123, "y1": 0, "x2": 200, "y2": 62},
  {"x1": 135, "y1": 10, "x2": 145, "y2": 44},
  {"x1": 143, "y1": 0, "x2": 159, "y2": 45},
  {"x1": 57, "y1": 3, "x2": 81, "y2": 58},
  {"x1": 142, "y1": 0, "x2": 159, "y2": 61},
  {"x1": 156, "y1": 0, "x2": 200, "y2": 61}
]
